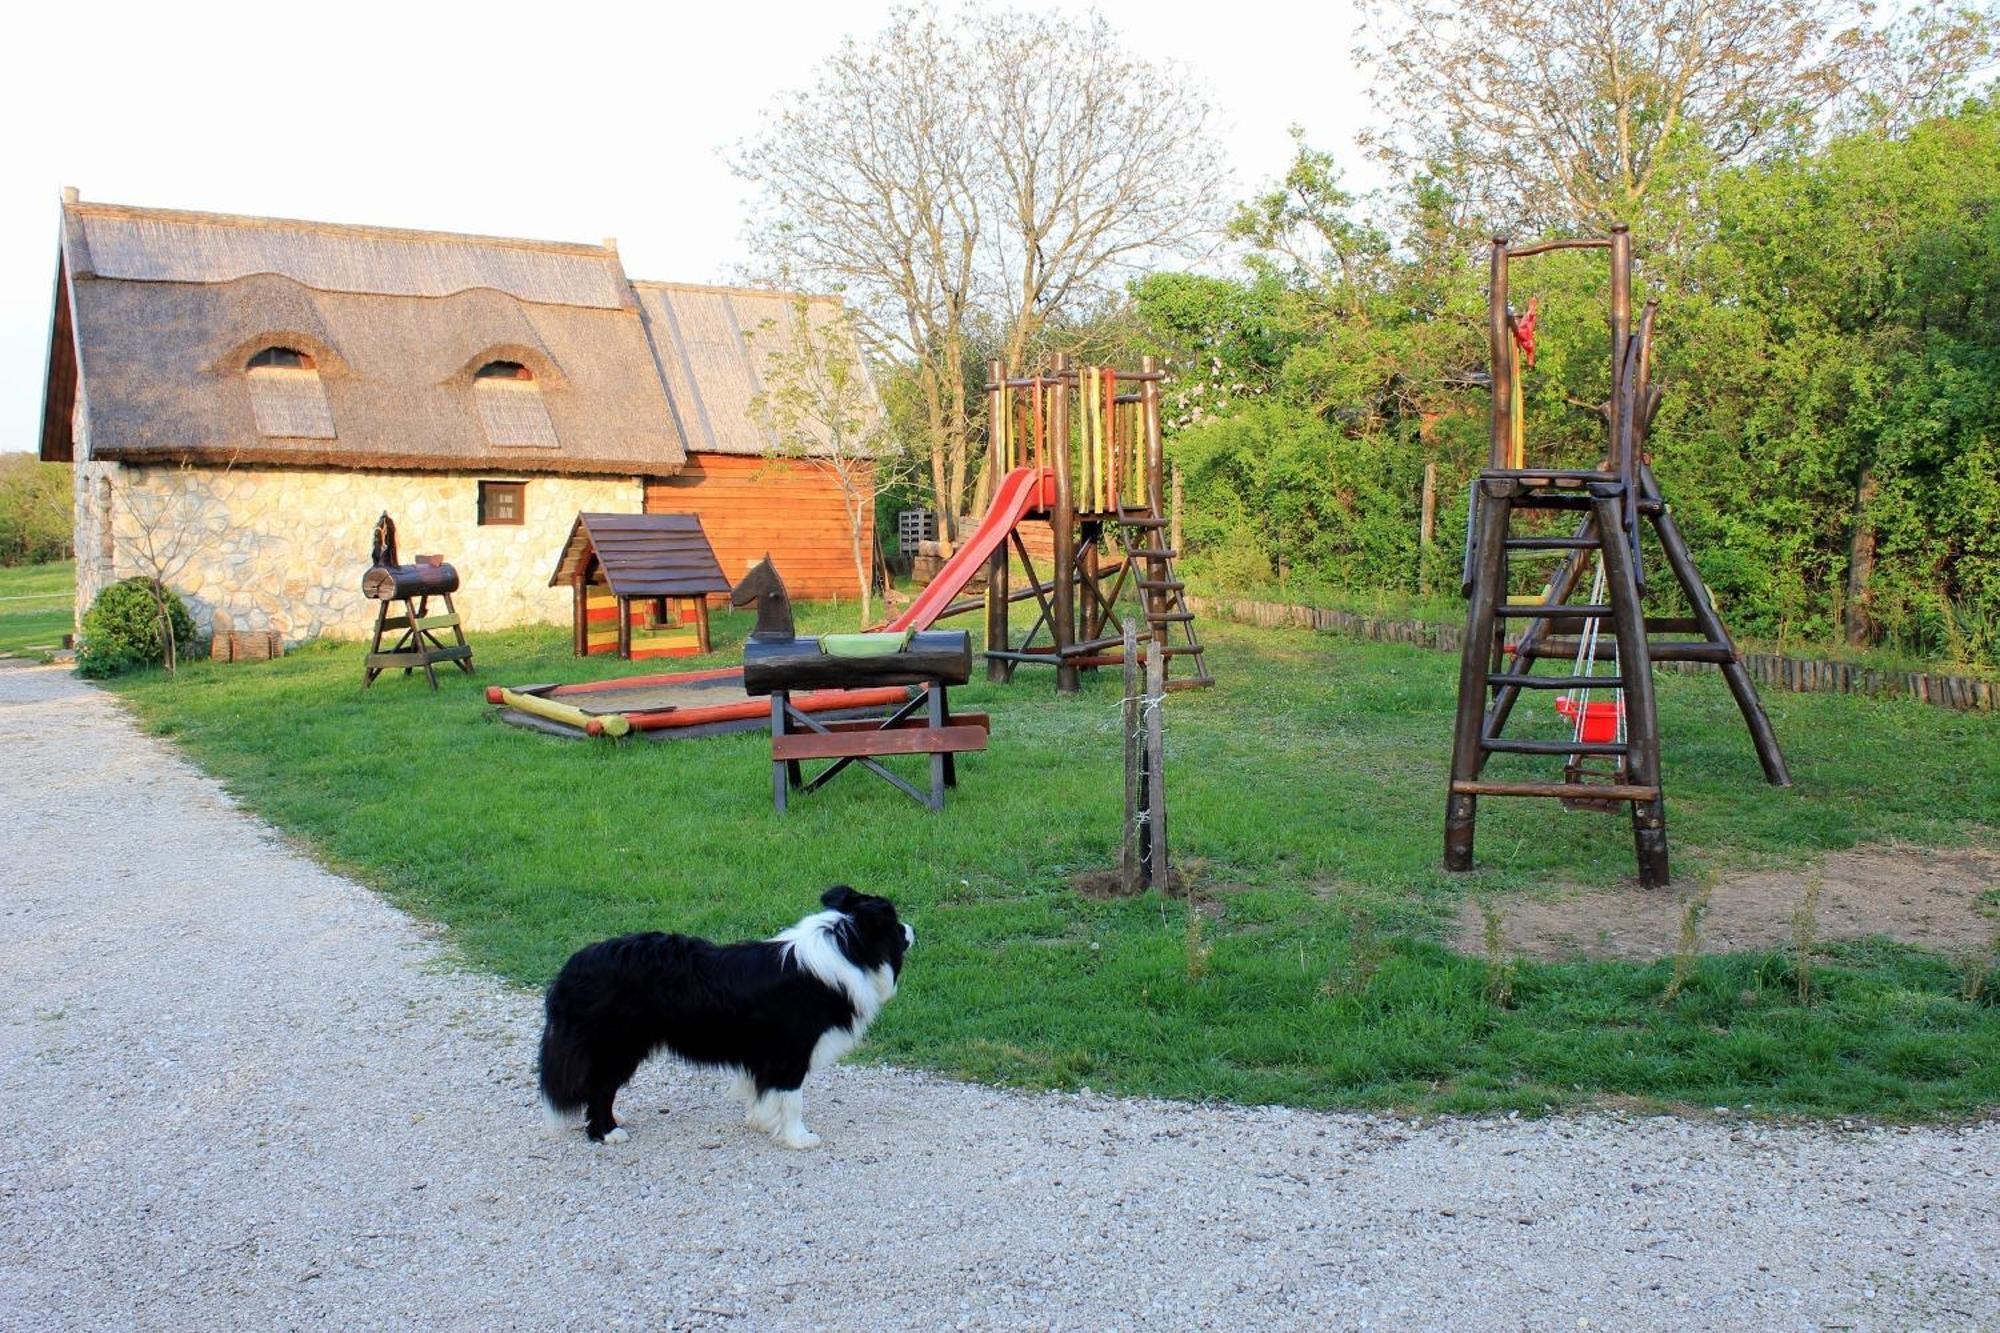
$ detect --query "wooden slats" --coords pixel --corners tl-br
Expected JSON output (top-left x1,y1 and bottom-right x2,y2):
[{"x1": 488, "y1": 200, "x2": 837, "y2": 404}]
[
  {"x1": 645, "y1": 453, "x2": 874, "y2": 602},
  {"x1": 772, "y1": 723, "x2": 988, "y2": 762},
  {"x1": 1452, "y1": 779, "x2": 1658, "y2": 802}
]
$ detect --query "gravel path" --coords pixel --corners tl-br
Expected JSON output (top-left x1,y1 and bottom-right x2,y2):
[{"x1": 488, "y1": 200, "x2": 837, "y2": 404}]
[{"x1": 2, "y1": 661, "x2": 1995, "y2": 1331}]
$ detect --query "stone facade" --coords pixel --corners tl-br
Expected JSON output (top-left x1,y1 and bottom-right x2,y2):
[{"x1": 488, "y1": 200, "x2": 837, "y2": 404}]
[{"x1": 75, "y1": 461, "x2": 642, "y2": 643}]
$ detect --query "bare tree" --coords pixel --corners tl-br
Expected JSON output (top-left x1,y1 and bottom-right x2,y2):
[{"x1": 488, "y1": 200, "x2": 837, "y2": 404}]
[
  {"x1": 734, "y1": 9, "x2": 981, "y2": 536},
  {"x1": 748, "y1": 299, "x2": 913, "y2": 627},
  {"x1": 734, "y1": 3, "x2": 1227, "y2": 526},
  {"x1": 113, "y1": 461, "x2": 221, "y2": 677},
  {"x1": 973, "y1": 7, "x2": 1230, "y2": 371},
  {"x1": 1356, "y1": 0, "x2": 1998, "y2": 233}
]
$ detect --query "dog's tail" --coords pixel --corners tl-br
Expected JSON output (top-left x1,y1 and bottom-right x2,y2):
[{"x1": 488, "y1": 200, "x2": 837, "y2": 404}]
[{"x1": 536, "y1": 1020, "x2": 588, "y2": 1128}]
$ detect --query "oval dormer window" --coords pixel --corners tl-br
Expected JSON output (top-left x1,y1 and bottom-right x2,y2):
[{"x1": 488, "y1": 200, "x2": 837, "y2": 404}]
[
  {"x1": 473, "y1": 360, "x2": 558, "y2": 448},
  {"x1": 246, "y1": 345, "x2": 335, "y2": 439}
]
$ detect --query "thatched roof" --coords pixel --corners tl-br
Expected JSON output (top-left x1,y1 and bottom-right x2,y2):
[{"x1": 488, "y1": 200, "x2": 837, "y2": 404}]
[
  {"x1": 549, "y1": 512, "x2": 731, "y2": 597},
  {"x1": 42, "y1": 199, "x2": 687, "y2": 476},
  {"x1": 632, "y1": 282, "x2": 880, "y2": 457}
]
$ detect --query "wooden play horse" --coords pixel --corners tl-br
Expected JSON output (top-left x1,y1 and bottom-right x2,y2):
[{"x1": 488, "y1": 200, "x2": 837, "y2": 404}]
[
  {"x1": 731, "y1": 557, "x2": 988, "y2": 811},
  {"x1": 731, "y1": 555, "x2": 797, "y2": 642},
  {"x1": 362, "y1": 511, "x2": 474, "y2": 689}
]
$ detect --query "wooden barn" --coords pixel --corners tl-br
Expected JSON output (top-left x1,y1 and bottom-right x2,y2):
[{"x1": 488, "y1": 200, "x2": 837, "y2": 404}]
[
  {"x1": 37, "y1": 191, "x2": 882, "y2": 646},
  {"x1": 550, "y1": 512, "x2": 730, "y2": 659},
  {"x1": 633, "y1": 282, "x2": 876, "y2": 597}
]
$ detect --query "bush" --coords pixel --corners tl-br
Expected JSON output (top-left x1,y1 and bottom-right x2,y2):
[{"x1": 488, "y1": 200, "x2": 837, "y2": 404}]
[{"x1": 76, "y1": 577, "x2": 195, "y2": 677}]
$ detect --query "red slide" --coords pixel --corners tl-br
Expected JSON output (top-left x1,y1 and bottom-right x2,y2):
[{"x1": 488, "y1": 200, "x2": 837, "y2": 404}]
[{"x1": 880, "y1": 466, "x2": 1049, "y2": 633}]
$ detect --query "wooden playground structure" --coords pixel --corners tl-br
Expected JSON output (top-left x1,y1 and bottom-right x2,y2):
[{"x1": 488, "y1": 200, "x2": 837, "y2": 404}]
[
  {"x1": 976, "y1": 354, "x2": 1211, "y2": 694},
  {"x1": 361, "y1": 513, "x2": 474, "y2": 690},
  {"x1": 734, "y1": 559, "x2": 989, "y2": 812},
  {"x1": 548, "y1": 512, "x2": 729, "y2": 661},
  {"x1": 1445, "y1": 225, "x2": 1791, "y2": 888}
]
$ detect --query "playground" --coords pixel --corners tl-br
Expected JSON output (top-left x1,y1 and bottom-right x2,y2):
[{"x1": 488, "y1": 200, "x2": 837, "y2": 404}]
[{"x1": 103, "y1": 594, "x2": 1999, "y2": 1118}]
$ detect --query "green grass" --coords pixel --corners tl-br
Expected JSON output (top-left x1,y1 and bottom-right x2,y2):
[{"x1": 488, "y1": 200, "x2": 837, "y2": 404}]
[
  {"x1": 0, "y1": 561, "x2": 74, "y2": 658},
  {"x1": 105, "y1": 605, "x2": 2000, "y2": 1120}
]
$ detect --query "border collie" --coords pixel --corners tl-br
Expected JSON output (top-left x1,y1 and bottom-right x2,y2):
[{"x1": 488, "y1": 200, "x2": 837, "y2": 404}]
[{"x1": 537, "y1": 886, "x2": 913, "y2": 1149}]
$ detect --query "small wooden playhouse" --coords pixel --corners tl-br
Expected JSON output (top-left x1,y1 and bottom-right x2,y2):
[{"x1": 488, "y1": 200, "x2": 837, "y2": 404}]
[{"x1": 550, "y1": 513, "x2": 730, "y2": 660}]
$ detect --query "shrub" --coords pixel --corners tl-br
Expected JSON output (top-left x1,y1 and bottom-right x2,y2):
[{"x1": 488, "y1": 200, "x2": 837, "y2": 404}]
[{"x1": 76, "y1": 577, "x2": 195, "y2": 678}]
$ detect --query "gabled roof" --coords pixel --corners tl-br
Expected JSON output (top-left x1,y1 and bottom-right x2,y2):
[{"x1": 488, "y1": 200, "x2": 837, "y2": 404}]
[
  {"x1": 549, "y1": 512, "x2": 731, "y2": 598},
  {"x1": 43, "y1": 198, "x2": 688, "y2": 477},
  {"x1": 632, "y1": 282, "x2": 878, "y2": 457}
]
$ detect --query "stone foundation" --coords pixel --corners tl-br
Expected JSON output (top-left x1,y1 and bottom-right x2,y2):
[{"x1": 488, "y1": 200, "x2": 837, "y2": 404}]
[{"x1": 75, "y1": 463, "x2": 642, "y2": 643}]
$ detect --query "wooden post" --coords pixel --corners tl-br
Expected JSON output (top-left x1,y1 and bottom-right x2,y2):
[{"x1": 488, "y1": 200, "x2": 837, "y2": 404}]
[
  {"x1": 1592, "y1": 484, "x2": 1668, "y2": 887},
  {"x1": 1121, "y1": 619, "x2": 1142, "y2": 896},
  {"x1": 985, "y1": 359, "x2": 1011, "y2": 683},
  {"x1": 1170, "y1": 464, "x2": 1184, "y2": 560},
  {"x1": 1140, "y1": 355, "x2": 1167, "y2": 650},
  {"x1": 1607, "y1": 224, "x2": 1632, "y2": 479},
  {"x1": 1445, "y1": 480, "x2": 1513, "y2": 871},
  {"x1": 1488, "y1": 238, "x2": 1512, "y2": 469},
  {"x1": 1144, "y1": 637, "x2": 1168, "y2": 889},
  {"x1": 1420, "y1": 461, "x2": 1437, "y2": 549},
  {"x1": 1050, "y1": 353, "x2": 1078, "y2": 694}
]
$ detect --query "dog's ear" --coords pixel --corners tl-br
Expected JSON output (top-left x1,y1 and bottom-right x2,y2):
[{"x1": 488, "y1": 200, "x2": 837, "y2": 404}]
[{"x1": 820, "y1": 885, "x2": 862, "y2": 912}]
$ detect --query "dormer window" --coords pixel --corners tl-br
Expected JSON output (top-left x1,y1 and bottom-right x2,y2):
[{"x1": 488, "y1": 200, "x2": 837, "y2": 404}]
[
  {"x1": 473, "y1": 359, "x2": 558, "y2": 448},
  {"x1": 245, "y1": 345, "x2": 335, "y2": 438}
]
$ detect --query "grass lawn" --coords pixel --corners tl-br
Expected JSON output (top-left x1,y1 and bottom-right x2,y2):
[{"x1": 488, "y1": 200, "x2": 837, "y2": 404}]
[
  {"x1": 106, "y1": 604, "x2": 2000, "y2": 1120},
  {"x1": 0, "y1": 561, "x2": 73, "y2": 658}
]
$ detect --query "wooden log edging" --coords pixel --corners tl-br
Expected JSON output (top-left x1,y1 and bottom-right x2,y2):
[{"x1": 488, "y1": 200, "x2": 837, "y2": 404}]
[{"x1": 1185, "y1": 596, "x2": 1998, "y2": 713}]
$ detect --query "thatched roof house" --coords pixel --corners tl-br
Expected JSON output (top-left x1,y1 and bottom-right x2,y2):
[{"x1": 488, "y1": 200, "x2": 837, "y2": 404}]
[{"x1": 40, "y1": 193, "x2": 881, "y2": 642}]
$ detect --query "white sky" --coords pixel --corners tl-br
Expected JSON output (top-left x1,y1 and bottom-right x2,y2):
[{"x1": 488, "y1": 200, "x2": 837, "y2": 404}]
[{"x1": 0, "y1": 0, "x2": 1376, "y2": 450}]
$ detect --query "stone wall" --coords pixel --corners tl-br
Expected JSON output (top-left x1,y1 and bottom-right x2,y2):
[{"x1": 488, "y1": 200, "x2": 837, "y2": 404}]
[{"x1": 75, "y1": 462, "x2": 642, "y2": 643}]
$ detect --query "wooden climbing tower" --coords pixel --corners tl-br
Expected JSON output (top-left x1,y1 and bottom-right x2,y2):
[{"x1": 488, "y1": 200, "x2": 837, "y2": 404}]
[
  {"x1": 979, "y1": 354, "x2": 1211, "y2": 694},
  {"x1": 1444, "y1": 226, "x2": 1790, "y2": 887}
]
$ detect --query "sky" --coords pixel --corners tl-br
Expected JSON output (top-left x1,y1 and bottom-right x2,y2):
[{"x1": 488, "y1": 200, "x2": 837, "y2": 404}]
[{"x1": 0, "y1": 0, "x2": 1376, "y2": 450}]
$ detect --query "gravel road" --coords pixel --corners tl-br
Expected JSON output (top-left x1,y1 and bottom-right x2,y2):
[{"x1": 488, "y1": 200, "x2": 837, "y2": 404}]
[{"x1": 2, "y1": 661, "x2": 1995, "y2": 1330}]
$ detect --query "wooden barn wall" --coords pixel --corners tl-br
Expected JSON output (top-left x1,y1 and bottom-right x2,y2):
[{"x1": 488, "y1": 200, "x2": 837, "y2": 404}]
[{"x1": 645, "y1": 454, "x2": 874, "y2": 602}]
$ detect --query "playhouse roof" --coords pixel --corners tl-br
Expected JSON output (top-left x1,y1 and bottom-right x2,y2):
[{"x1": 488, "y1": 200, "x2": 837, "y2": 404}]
[
  {"x1": 549, "y1": 512, "x2": 732, "y2": 598},
  {"x1": 42, "y1": 198, "x2": 688, "y2": 476}
]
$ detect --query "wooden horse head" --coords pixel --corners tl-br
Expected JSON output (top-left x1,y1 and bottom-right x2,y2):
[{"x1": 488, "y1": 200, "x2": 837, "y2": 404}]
[
  {"x1": 370, "y1": 512, "x2": 398, "y2": 569},
  {"x1": 731, "y1": 555, "x2": 795, "y2": 642}
]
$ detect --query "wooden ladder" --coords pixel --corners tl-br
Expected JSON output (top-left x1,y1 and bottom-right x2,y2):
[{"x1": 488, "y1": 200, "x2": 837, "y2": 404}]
[
  {"x1": 1114, "y1": 505, "x2": 1212, "y2": 689},
  {"x1": 1444, "y1": 468, "x2": 1789, "y2": 887}
]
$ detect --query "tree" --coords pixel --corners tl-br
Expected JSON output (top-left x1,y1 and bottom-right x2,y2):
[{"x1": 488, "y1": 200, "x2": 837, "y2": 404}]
[
  {"x1": 0, "y1": 454, "x2": 73, "y2": 566},
  {"x1": 1355, "y1": 0, "x2": 1999, "y2": 234},
  {"x1": 748, "y1": 298, "x2": 912, "y2": 627},
  {"x1": 972, "y1": 8, "x2": 1229, "y2": 370},
  {"x1": 734, "y1": 3, "x2": 1227, "y2": 527},
  {"x1": 111, "y1": 461, "x2": 222, "y2": 677}
]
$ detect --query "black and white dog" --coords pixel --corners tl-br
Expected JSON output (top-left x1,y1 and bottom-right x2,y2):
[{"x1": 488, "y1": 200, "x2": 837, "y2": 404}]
[{"x1": 537, "y1": 886, "x2": 913, "y2": 1149}]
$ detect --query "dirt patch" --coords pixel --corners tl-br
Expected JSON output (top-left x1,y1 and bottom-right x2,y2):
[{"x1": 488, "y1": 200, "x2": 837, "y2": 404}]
[
  {"x1": 1070, "y1": 865, "x2": 1199, "y2": 900},
  {"x1": 1454, "y1": 844, "x2": 2000, "y2": 962}
]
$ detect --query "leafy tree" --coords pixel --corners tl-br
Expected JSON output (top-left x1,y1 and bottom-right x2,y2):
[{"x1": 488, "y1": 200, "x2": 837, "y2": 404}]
[{"x1": 0, "y1": 455, "x2": 72, "y2": 566}]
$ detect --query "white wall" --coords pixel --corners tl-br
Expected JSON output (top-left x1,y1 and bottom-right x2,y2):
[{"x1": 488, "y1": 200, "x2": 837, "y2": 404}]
[{"x1": 78, "y1": 462, "x2": 642, "y2": 643}]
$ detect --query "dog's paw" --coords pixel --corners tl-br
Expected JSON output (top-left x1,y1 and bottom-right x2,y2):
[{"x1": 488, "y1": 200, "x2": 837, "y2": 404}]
[
  {"x1": 781, "y1": 1128, "x2": 821, "y2": 1150},
  {"x1": 599, "y1": 1126, "x2": 629, "y2": 1144}
]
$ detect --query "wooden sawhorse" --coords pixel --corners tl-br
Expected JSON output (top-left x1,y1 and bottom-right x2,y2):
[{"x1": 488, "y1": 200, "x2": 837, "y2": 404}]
[{"x1": 770, "y1": 684, "x2": 988, "y2": 812}]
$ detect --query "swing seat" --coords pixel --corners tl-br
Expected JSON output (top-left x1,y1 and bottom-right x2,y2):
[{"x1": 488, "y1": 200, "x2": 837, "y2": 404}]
[{"x1": 1554, "y1": 697, "x2": 1622, "y2": 743}]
